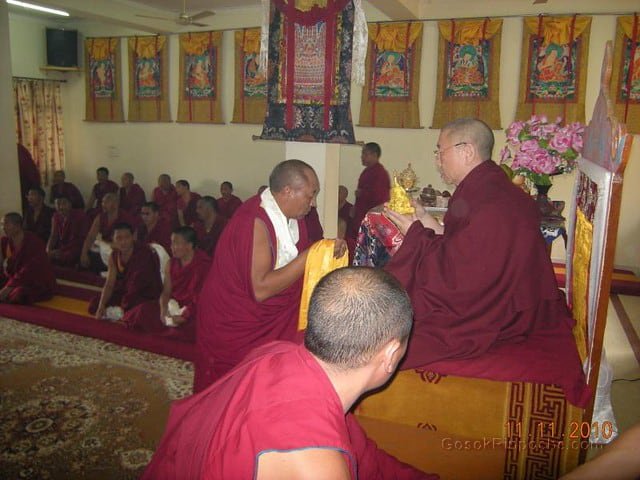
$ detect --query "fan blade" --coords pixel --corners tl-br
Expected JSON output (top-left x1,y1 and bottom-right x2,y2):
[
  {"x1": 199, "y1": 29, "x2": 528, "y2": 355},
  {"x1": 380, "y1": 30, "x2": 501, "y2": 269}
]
[
  {"x1": 135, "y1": 14, "x2": 174, "y2": 20},
  {"x1": 533, "y1": 0, "x2": 548, "y2": 4},
  {"x1": 190, "y1": 10, "x2": 215, "y2": 21},
  {"x1": 190, "y1": 21, "x2": 209, "y2": 27}
]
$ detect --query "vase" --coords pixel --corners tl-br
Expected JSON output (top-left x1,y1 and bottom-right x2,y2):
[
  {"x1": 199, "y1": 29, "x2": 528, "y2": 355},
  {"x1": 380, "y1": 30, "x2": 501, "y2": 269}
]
[{"x1": 534, "y1": 183, "x2": 554, "y2": 217}]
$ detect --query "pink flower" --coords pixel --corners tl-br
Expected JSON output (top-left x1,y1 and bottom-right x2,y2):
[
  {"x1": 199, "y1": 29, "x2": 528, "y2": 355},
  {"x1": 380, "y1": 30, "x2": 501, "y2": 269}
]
[
  {"x1": 520, "y1": 139, "x2": 540, "y2": 152},
  {"x1": 506, "y1": 121, "x2": 525, "y2": 142},
  {"x1": 549, "y1": 131, "x2": 572, "y2": 153},
  {"x1": 500, "y1": 146, "x2": 511, "y2": 163}
]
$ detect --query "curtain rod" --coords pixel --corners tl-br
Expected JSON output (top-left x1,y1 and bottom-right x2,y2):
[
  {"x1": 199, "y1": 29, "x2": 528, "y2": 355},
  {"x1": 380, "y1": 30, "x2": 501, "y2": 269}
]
[
  {"x1": 85, "y1": 11, "x2": 636, "y2": 39},
  {"x1": 12, "y1": 76, "x2": 67, "y2": 83}
]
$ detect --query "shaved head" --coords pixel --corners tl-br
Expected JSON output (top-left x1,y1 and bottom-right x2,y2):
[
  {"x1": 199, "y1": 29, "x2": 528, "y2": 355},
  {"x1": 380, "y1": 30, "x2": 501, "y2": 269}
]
[
  {"x1": 269, "y1": 159, "x2": 315, "y2": 193},
  {"x1": 441, "y1": 118, "x2": 494, "y2": 161},
  {"x1": 3, "y1": 212, "x2": 23, "y2": 227}
]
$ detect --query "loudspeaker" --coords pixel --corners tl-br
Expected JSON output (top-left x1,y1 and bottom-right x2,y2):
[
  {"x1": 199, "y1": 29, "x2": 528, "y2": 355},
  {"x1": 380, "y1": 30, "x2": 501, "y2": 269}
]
[{"x1": 46, "y1": 28, "x2": 78, "y2": 68}]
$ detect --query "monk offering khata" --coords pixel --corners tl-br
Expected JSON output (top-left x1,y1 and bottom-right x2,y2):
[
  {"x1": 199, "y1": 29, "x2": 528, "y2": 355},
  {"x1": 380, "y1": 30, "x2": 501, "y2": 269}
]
[{"x1": 388, "y1": 175, "x2": 415, "y2": 215}]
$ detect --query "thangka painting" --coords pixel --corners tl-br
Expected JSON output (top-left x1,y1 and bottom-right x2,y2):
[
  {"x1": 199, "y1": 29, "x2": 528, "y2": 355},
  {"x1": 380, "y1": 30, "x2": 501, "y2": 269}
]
[
  {"x1": 127, "y1": 36, "x2": 170, "y2": 122},
  {"x1": 259, "y1": 0, "x2": 357, "y2": 143},
  {"x1": 432, "y1": 19, "x2": 502, "y2": 130},
  {"x1": 359, "y1": 22, "x2": 423, "y2": 128},
  {"x1": 85, "y1": 38, "x2": 124, "y2": 122},
  {"x1": 178, "y1": 31, "x2": 223, "y2": 123},
  {"x1": 516, "y1": 16, "x2": 591, "y2": 124},
  {"x1": 610, "y1": 15, "x2": 640, "y2": 133},
  {"x1": 232, "y1": 28, "x2": 267, "y2": 124}
]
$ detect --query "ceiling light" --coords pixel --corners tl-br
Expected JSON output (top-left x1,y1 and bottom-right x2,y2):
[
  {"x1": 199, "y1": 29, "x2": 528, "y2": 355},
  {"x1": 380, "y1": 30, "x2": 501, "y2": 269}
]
[{"x1": 6, "y1": 0, "x2": 70, "y2": 17}]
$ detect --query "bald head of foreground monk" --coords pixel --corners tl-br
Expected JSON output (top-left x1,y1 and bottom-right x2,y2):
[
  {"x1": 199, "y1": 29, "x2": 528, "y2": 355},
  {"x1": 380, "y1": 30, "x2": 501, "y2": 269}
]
[{"x1": 143, "y1": 267, "x2": 438, "y2": 480}]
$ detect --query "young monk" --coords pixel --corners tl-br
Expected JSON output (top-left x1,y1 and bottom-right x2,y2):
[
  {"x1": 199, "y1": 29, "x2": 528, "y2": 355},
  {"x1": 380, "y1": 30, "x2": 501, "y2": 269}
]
[
  {"x1": 49, "y1": 169, "x2": 85, "y2": 209},
  {"x1": 192, "y1": 196, "x2": 226, "y2": 258},
  {"x1": 46, "y1": 196, "x2": 87, "y2": 267},
  {"x1": 125, "y1": 226, "x2": 211, "y2": 341},
  {"x1": 0, "y1": 212, "x2": 55, "y2": 304},
  {"x1": 23, "y1": 186, "x2": 55, "y2": 243}
]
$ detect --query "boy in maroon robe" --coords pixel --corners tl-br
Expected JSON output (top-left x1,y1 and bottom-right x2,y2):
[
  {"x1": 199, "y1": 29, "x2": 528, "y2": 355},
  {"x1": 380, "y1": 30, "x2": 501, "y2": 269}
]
[
  {"x1": 1, "y1": 213, "x2": 55, "y2": 305},
  {"x1": 175, "y1": 179, "x2": 201, "y2": 227},
  {"x1": 46, "y1": 197, "x2": 87, "y2": 267},
  {"x1": 194, "y1": 160, "x2": 347, "y2": 391},
  {"x1": 143, "y1": 268, "x2": 437, "y2": 480},
  {"x1": 23, "y1": 187, "x2": 55, "y2": 243},
  {"x1": 338, "y1": 184, "x2": 353, "y2": 224},
  {"x1": 152, "y1": 174, "x2": 178, "y2": 226},
  {"x1": 119, "y1": 172, "x2": 146, "y2": 219},
  {"x1": 125, "y1": 226, "x2": 210, "y2": 341},
  {"x1": 86, "y1": 166, "x2": 119, "y2": 220},
  {"x1": 348, "y1": 142, "x2": 390, "y2": 239},
  {"x1": 80, "y1": 193, "x2": 134, "y2": 272},
  {"x1": 136, "y1": 202, "x2": 172, "y2": 254},
  {"x1": 192, "y1": 196, "x2": 226, "y2": 257},
  {"x1": 88, "y1": 222, "x2": 162, "y2": 320},
  {"x1": 383, "y1": 118, "x2": 583, "y2": 372},
  {"x1": 216, "y1": 181, "x2": 243, "y2": 220},
  {"x1": 49, "y1": 170, "x2": 85, "y2": 209}
]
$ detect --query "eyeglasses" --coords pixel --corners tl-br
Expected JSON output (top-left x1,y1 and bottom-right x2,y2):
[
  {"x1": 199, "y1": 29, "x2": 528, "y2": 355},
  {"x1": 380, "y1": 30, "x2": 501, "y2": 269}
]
[{"x1": 433, "y1": 142, "x2": 467, "y2": 158}]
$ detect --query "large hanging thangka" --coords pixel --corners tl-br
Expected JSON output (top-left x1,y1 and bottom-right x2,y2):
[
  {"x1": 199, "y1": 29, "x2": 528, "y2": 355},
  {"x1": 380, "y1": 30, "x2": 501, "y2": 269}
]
[
  {"x1": 516, "y1": 16, "x2": 591, "y2": 124},
  {"x1": 359, "y1": 22, "x2": 422, "y2": 128},
  {"x1": 610, "y1": 14, "x2": 640, "y2": 134},
  {"x1": 232, "y1": 28, "x2": 267, "y2": 124},
  {"x1": 431, "y1": 19, "x2": 502, "y2": 130},
  {"x1": 85, "y1": 38, "x2": 124, "y2": 122},
  {"x1": 127, "y1": 36, "x2": 171, "y2": 122},
  {"x1": 178, "y1": 31, "x2": 223, "y2": 124},
  {"x1": 259, "y1": 0, "x2": 362, "y2": 143}
]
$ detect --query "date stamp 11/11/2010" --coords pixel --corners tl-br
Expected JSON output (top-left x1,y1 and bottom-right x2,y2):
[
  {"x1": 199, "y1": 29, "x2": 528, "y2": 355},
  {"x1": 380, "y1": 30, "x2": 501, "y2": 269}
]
[{"x1": 441, "y1": 421, "x2": 614, "y2": 451}]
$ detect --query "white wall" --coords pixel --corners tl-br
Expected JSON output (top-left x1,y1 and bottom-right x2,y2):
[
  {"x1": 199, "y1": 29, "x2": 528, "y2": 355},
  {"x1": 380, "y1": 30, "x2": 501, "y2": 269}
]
[{"x1": 8, "y1": 4, "x2": 640, "y2": 270}]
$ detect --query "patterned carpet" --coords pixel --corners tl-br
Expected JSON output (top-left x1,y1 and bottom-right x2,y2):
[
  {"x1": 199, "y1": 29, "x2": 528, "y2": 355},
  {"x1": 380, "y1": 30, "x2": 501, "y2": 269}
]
[{"x1": 0, "y1": 317, "x2": 193, "y2": 480}]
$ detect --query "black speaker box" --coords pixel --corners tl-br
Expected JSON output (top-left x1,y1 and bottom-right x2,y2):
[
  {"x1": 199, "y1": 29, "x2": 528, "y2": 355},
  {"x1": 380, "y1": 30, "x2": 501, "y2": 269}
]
[{"x1": 46, "y1": 28, "x2": 78, "y2": 67}]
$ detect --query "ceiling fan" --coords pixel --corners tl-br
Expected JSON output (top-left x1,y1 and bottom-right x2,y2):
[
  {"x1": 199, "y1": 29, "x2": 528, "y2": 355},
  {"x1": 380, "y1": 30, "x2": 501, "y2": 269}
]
[
  {"x1": 136, "y1": 0, "x2": 215, "y2": 27},
  {"x1": 532, "y1": 0, "x2": 548, "y2": 4}
]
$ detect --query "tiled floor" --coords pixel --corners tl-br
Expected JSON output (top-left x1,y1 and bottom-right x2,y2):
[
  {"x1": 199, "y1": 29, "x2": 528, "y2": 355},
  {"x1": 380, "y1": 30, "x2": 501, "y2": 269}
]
[{"x1": 603, "y1": 294, "x2": 640, "y2": 435}]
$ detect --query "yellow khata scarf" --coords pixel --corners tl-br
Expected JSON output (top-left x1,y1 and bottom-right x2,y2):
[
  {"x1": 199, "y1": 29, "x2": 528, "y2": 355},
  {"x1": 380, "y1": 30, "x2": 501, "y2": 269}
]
[{"x1": 298, "y1": 239, "x2": 349, "y2": 330}]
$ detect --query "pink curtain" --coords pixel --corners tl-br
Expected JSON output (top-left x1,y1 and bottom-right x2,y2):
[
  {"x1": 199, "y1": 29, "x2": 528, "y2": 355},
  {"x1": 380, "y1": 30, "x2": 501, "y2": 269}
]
[{"x1": 13, "y1": 78, "x2": 66, "y2": 186}]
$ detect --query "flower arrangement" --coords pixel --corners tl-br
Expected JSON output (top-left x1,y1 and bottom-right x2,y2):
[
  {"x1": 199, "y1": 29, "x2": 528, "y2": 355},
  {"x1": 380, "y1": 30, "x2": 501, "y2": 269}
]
[{"x1": 500, "y1": 115, "x2": 585, "y2": 186}]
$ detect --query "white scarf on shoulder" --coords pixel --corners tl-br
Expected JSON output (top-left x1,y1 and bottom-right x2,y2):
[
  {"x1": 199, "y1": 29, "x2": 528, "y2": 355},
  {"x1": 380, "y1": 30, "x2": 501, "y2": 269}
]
[{"x1": 260, "y1": 188, "x2": 299, "y2": 269}]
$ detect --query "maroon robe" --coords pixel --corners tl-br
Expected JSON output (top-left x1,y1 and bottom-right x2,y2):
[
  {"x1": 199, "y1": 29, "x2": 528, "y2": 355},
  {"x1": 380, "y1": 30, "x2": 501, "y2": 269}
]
[
  {"x1": 87, "y1": 180, "x2": 119, "y2": 219},
  {"x1": 152, "y1": 186, "x2": 178, "y2": 225},
  {"x1": 385, "y1": 161, "x2": 582, "y2": 369},
  {"x1": 18, "y1": 144, "x2": 40, "y2": 212},
  {"x1": 216, "y1": 194, "x2": 243, "y2": 220},
  {"x1": 125, "y1": 250, "x2": 211, "y2": 341},
  {"x1": 1, "y1": 231, "x2": 55, "y2": 304},
  {"x1": 98, "y1": 209, "x2": 135, "y2": 242},
  {"x1": 349, "y1": 162, "x2": 390, "y2": 239},
  {"x1": 194, "y1": 195, "x2": 310, "y2": 391},
  {"x1": 49, "y1": 209, "x2": 87, "y2": 266},
  {"x1": 88, "y1": 243, "x2": 162, "y2": 314},
  {"x1": 177, "y1": 192, "x2": 201, "y2": 227},
  {"x1": 338, "y1": 200, "x2": 353, "y2": 223},
  {"x1": 119, "y1": 183, "x2": 146, "y2": 218},
  {"x1": 143, "y1": 342, "x2": 435, "y2": 480},
  {"x1": 192, "y1": 217, "x2": 226, "y2": 258},
  {"x1": 23, "y1": 205, "x2": 55, "y2": 244},
  {"x1": 305, "y1": 206, "x2": 324, "y2": 243},
  {"x1": 50, "y1": 181, "x2": 85, "y2": 209},
  {"x1": 136, "y1": 218, "x2": 173, "y2": 254}
]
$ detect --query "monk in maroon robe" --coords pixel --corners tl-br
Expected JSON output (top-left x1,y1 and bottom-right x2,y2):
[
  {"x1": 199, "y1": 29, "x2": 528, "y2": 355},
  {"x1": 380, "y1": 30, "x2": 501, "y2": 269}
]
[
  {"x1": 143, "y1": 268, "x2": 436, "y2": 480},
  {"x1": 216, "y1": 181, "x2": 243, "y2": 220},
  {"x1": 89, "y1": 223, "x2": 162, "y2": 320},
  {"x1": 305, "y1": 206, "x2": 324, "y2": 243},
  {"x1": 80, "y1": 193, "x2": 134, "y2": 272},
  {"x1": 17, "y1": 144, "x2": 40, "y2": 213},
  {"x1": 348, "y1": 142, "x2": 390, "y2": 239},
  {"x1": 384, "y1": 118, "x2": 583, "y2": 373},
  {"x1": 49, "y1": 170, "x2": 85, "y2": 209},
  {"x1": 338, "y1": 184, "x2": 353, "y2": 224},
  {"x1": 194, "y1": 160, "x2": 347, "y2": 391},
  {"x1": 175, "y1": 179, "x2": 201, "y2": 227},
  {"x1": 125, "y1": 227, "x2": 210, "y2": 341},
  {"x1": 23, "y1": 187, "x2": 54, "y2": 243},
  {"x1": 136, "y1": 202, "x2": 172, "y2": 254},
  {"x1": 46, "y1": 197, "x2": 87, "y2": 267},
  {"x1": 152, "y1": 174, "x2": 177, "y2": 225},
  {"x1": 119, "y1": 172, "x2": 146, "y2": 219},
  {"x1": 86, "y1": 166, "x2": 119, "y2": 220},
  {"x1": 1, "y1": 213, "x2": 55, "y2": 305},
  {"x1": 192, "y1": 196, "x2": 226, "y2": 257}
]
